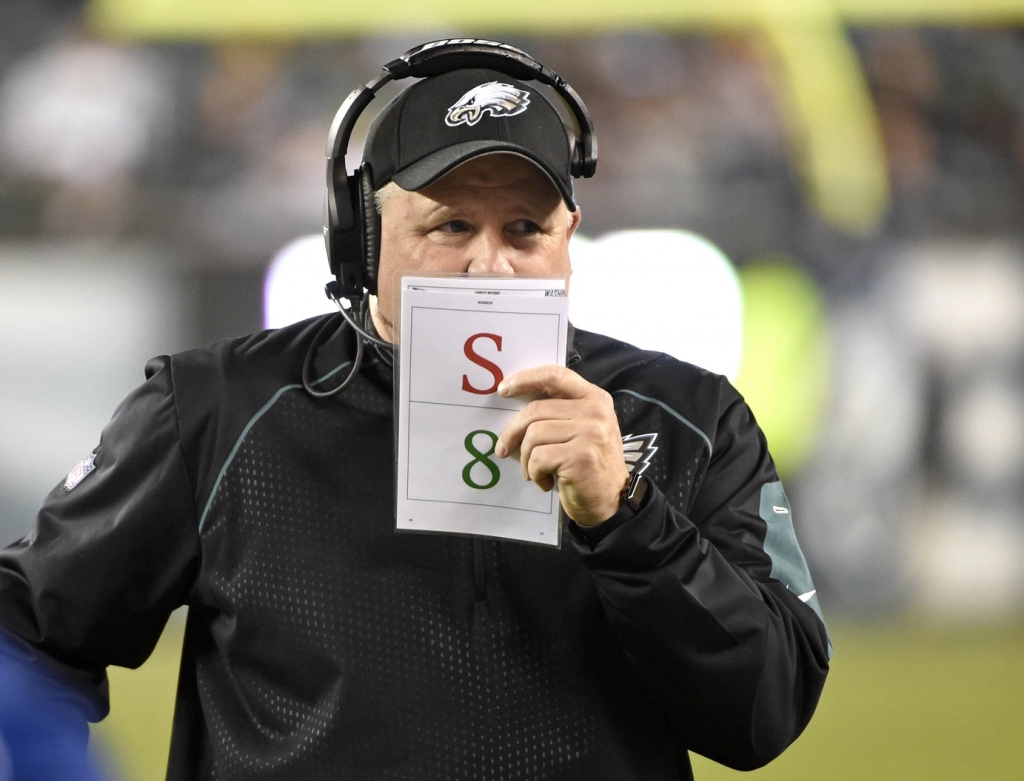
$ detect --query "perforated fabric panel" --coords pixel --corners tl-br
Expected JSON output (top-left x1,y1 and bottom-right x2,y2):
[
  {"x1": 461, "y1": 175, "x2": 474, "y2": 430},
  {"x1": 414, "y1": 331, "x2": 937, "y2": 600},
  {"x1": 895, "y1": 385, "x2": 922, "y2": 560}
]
[
  {"x1": 610, "y1": 391, "x2": 708, "y2": 515},
  {"x1": 183, "y1": 370, "x2": 678, "y2": 780}
]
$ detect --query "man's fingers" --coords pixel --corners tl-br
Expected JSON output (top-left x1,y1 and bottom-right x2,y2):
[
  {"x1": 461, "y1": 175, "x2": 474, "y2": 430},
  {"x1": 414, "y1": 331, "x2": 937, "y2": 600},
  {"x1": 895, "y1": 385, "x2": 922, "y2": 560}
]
[
  {"x1": 524, "y1": 442, "x2": 563, "y2": 490},
  {"x1": 498, "y1": 365, "x2": 602, "y2": 401},
  {"x1": 518, "y1": 419, "x2": 576, "y2": 480},
  {"x1": 495, "y1": 398, "x2": 598, "y2": 459},
  {"x1": 491, "y1": 363, "x2": 628, "y2": 525}
]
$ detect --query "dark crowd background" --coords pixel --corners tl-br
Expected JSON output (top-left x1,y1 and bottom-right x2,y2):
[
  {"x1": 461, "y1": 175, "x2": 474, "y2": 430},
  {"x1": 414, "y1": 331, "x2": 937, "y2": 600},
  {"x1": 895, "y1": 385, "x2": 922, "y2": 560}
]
[{"x1": 2, "y1": 0, "x2": 1024, "y2": 623}]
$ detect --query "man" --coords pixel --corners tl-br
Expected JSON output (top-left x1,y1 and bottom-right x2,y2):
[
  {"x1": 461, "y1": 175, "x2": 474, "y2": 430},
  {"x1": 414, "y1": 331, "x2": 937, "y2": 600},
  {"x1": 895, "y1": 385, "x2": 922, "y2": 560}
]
[{"x1": 0, "y1": 43, "x2": 830, "y2": 780}]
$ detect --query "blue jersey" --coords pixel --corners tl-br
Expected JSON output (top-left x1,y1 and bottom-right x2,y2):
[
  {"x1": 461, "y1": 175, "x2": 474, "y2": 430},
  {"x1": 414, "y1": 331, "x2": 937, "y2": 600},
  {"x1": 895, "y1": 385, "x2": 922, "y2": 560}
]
[{"x1": 0, "y1": 632, "x2": 105, "y2": 781}]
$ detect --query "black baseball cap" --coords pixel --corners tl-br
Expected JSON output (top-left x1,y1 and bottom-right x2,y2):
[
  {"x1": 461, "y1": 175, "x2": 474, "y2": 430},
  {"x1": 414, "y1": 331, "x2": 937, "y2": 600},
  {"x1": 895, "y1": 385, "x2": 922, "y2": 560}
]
[{"x1": 363, "y1": 68, "x2": 577, "y2": 210}]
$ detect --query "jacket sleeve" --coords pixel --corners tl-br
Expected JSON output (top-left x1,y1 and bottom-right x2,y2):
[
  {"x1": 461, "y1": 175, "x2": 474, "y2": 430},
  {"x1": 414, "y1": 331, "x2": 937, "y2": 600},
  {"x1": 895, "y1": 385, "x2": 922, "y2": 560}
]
[
  {"x1": 569, "y1": 389, "x2": 830, "y2": 770},
  {"x1": 0, "y1": 356, "x2": 202, "y2": 720}
]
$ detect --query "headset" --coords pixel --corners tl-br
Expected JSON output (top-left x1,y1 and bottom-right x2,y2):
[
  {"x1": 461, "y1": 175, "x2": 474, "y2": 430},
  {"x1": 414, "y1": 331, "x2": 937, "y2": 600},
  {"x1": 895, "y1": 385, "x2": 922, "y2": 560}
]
[
  {"x1": 324, "y1": 38, "x2": 597, "y2": 303},
  {"x1": 307, "y1": 39, "x2": 597, "y2": 398}
]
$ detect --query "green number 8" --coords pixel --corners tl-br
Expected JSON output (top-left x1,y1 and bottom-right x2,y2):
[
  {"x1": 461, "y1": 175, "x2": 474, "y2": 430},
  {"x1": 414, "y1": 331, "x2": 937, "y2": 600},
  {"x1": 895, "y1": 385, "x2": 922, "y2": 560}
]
[{"x1": 462, "y1": 430, "x2": 501, "y2": 490}]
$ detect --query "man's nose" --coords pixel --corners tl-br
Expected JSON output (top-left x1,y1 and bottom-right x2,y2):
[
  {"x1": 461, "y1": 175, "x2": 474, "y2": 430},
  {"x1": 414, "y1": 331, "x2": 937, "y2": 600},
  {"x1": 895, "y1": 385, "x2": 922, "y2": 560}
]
[{"x1": 466, "y1": 230, "x2": 515, "y2": 275}]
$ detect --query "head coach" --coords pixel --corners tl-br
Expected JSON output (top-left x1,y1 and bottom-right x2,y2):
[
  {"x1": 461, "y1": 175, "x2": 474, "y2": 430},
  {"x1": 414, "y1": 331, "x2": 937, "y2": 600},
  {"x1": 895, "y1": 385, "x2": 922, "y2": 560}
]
[{"x1": 0, "y1": 39, "x2": 831, "y2": 780}]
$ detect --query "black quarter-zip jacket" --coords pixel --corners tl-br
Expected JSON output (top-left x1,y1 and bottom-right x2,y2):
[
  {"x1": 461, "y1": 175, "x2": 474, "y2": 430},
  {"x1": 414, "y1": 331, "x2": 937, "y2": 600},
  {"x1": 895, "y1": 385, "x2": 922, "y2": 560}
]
[{"x1": 0, "y1": 315, "x2": 830, "y2": 780}]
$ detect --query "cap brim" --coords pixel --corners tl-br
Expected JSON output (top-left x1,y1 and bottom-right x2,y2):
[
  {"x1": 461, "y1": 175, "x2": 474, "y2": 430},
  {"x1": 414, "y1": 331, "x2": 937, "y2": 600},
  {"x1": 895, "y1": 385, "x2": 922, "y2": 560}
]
[{"x1": 391, "y1": 141, "x2": 577, "y2": 211}]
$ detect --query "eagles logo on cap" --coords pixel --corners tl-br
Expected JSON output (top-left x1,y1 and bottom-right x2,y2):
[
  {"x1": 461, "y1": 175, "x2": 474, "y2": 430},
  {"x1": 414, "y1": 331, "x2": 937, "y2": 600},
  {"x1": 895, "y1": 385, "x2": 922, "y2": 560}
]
[{"x1": 445, "y1": 82, "x2": 531, "y2": 128}]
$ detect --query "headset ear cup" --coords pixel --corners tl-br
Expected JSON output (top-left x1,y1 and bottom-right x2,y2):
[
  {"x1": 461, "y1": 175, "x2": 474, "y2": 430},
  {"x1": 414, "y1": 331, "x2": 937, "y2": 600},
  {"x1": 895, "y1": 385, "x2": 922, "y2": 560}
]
[{"x1": 360, "y1": 165, "x2": 380, "y2": 296}]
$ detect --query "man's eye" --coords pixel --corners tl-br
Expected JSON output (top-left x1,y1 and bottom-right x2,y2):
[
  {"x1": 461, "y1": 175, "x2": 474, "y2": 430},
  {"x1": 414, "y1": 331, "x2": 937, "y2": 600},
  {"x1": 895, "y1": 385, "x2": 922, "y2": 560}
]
[
  {"x1": 439, "y1": 220, "x2": 470, "y2": 233},
  {"x1": 510, "y1": 220, "x2": 541, "y2": 235}
]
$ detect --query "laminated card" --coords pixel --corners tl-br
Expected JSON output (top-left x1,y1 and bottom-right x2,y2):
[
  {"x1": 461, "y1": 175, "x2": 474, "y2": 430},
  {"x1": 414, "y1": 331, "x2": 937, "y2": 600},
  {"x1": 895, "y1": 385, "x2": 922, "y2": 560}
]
[{"x1": 396, "y1": 276, "x2": 569, "y2": 546}]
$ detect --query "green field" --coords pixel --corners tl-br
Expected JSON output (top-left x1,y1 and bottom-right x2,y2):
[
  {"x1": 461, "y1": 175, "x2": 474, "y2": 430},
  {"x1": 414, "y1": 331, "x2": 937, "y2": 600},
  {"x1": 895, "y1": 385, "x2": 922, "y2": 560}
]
[{"x1": 93, "y1": 617, "x2": 1024, "y2": 780}]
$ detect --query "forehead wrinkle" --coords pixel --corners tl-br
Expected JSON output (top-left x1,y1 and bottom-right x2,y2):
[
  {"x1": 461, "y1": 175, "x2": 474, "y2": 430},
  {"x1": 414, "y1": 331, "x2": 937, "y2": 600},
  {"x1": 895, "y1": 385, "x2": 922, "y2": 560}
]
[
  {"x1": 424, "y1": 180, "x2": 560, "y2": 221},
  {"x1": 409, "y1": 175, "x2": 553, "y2": 212}
]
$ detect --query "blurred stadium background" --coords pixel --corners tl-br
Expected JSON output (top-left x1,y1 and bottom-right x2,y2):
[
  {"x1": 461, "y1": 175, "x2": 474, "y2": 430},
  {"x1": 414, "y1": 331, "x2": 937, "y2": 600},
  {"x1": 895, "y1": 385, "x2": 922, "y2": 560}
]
[{"x1": 2, "y1": 0, "x2": 1024, "y2": 778}]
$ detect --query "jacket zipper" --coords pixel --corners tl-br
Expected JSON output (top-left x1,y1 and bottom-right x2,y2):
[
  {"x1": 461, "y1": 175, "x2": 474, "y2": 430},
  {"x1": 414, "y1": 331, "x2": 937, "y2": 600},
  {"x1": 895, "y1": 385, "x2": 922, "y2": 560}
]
[{"x1": 472, "y1": 538, "x2": 486, "y2": 602}]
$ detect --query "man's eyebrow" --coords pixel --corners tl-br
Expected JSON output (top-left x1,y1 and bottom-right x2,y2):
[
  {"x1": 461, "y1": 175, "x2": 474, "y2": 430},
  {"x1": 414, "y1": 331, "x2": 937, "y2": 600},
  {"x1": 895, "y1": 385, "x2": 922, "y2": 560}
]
[
  {"x1": 418, "y1": 189, "x2": 561, "y2": 223},
  {"x1": 422, "y1": 201, "x2": 528, "y2": 218},
  {"x1": 418, "y1": 201, "x2": 460, "y2": 222}
]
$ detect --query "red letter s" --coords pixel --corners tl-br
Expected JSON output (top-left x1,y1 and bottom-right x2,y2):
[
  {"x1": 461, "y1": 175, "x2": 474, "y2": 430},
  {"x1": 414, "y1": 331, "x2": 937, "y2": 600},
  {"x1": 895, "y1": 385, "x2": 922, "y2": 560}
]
[{"x1": 462, "y1": 333, "x2": 504, "y2": 394}]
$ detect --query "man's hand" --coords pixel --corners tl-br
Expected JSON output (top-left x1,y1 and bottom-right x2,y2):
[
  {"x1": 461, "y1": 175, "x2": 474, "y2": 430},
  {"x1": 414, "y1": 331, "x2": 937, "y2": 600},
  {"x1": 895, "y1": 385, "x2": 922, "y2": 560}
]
[{"x1": 493, "y1": 365, "x2": 630, "y2": 527}]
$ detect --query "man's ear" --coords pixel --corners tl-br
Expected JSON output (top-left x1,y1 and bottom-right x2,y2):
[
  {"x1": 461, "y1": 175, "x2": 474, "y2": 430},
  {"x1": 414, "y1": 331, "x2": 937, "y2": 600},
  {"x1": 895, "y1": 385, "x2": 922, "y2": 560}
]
[
  {"x1": 567, "y1": 205, "x2": 582, "y2": 239},
  {"x1": 564, "y1": 206, "x2": 581, "y2": 295}
]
